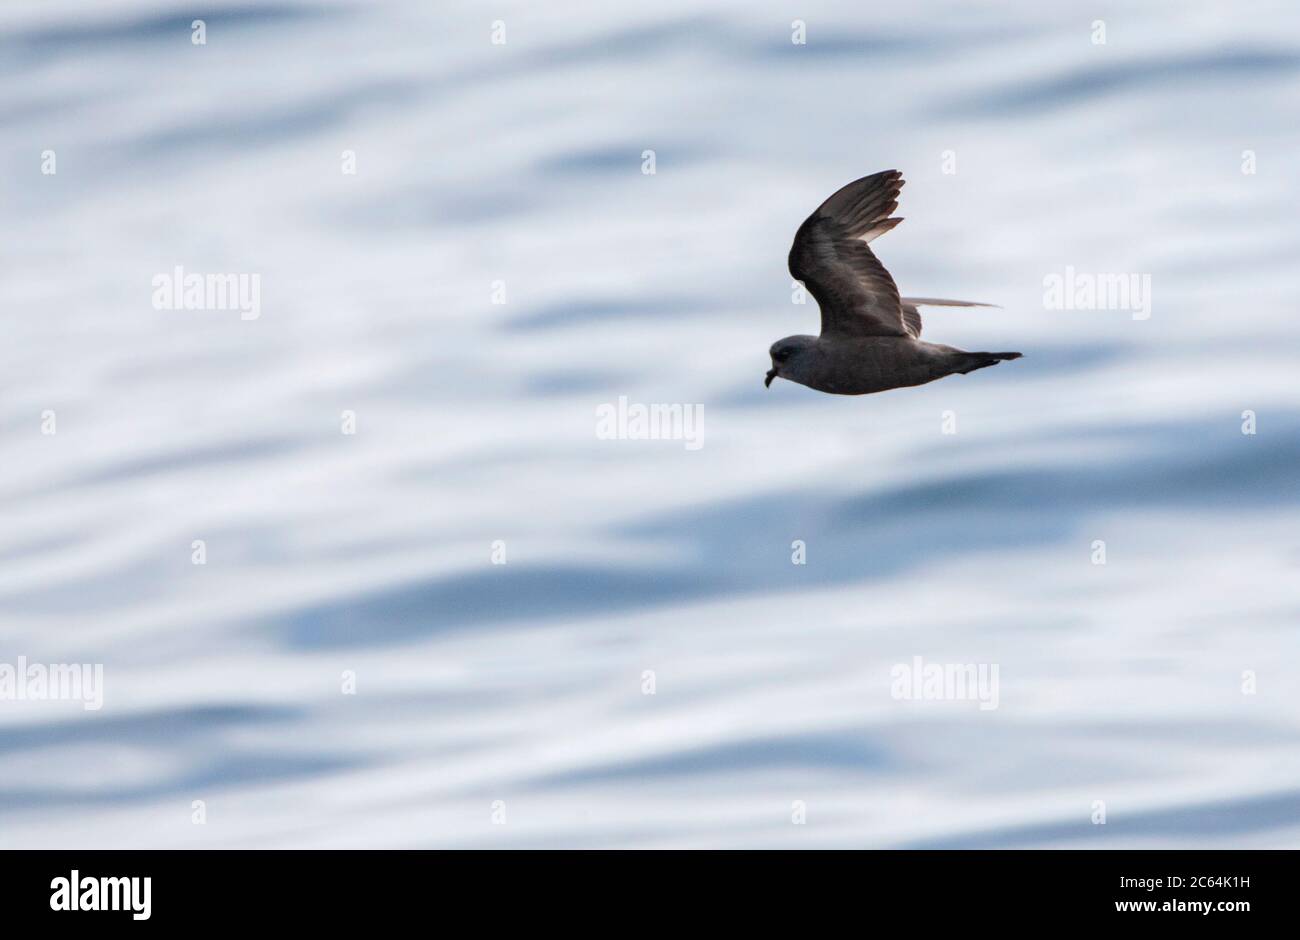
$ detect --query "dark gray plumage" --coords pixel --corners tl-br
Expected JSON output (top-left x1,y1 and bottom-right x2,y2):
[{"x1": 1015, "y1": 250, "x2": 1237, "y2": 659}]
[{"x1": 766, "y1": 170, "x2": 1021, "y2": 395}]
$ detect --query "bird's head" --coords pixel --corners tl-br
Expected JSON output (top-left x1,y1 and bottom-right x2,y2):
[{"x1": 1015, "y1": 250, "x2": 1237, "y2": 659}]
[{"x1": 766, "y1": 335, "x2": 817, "y2": 388}]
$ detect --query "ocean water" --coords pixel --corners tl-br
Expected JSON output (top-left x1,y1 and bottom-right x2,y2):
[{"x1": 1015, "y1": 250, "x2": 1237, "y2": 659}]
[{"x1": 2, "y1": 0, "x2": 1299, "y2": 847}]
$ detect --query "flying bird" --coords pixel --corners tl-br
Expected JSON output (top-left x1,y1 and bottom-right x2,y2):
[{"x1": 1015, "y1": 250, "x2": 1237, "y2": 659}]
[{"x1": 766, "y1": 169, "x2": 1021, "y2": 394}]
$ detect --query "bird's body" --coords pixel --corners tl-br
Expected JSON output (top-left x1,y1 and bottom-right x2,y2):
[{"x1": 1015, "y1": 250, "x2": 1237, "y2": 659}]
[
  {"x1": 766, "y1": 170, "x2": 1021, "y2": 394},
  {"x1": 769, "y1": 334, "x2": 1017, "y2": 396}
]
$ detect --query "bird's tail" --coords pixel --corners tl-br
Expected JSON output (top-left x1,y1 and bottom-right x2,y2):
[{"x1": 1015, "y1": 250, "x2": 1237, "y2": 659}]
[{"x1": 955, "y1": 351, "x2": 1022, "y2": 375}]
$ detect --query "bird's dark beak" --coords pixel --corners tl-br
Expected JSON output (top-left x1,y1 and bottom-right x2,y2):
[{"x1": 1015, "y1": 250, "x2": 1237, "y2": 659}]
[{"x1": 764, "y1": 368, "x2": 777, "y2": 388}]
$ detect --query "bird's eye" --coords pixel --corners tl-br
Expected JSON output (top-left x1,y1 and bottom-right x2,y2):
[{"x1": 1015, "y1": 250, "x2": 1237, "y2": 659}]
[{"x1": 773, "y1": 348, "x2": 789, "y2": 362}]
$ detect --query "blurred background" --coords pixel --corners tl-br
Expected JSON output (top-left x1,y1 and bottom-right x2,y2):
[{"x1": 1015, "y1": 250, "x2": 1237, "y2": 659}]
[{"x1": 2, "y1": 0, "x2": 1299, "y2": 847}]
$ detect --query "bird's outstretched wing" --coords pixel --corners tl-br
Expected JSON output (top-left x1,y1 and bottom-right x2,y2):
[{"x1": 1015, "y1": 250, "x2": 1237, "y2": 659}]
[
  {"x1": 788, "y1": 170, "x2": 907, "y2": 338},
  {"x1": 899, "y1": 297, "x2": 999, "y2": 339}
]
